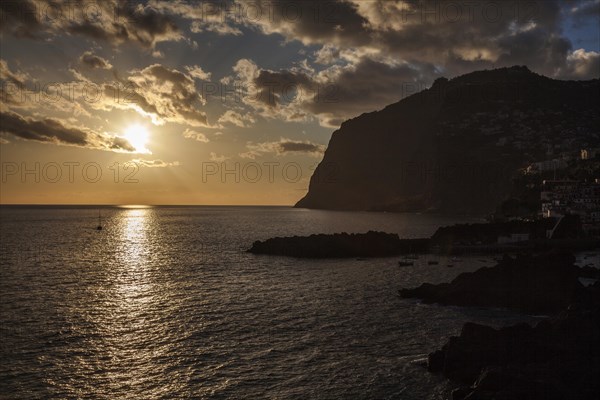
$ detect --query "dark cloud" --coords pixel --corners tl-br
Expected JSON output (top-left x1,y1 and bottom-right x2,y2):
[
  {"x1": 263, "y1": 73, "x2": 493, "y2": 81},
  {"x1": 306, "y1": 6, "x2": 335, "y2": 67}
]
[
  {"x1": 305, "y1": 58, "x2": 438, "y2": 125},
  {"x1": 279, "y1": 141, "x2": 322, "y2": 153},
  {"x1": 0, "y1": 110, "x2": 87, "y2": 145},
  {"x1": 494, "y1": 29, "x2": 572, "y2": 75},
  {"x1": 100, "y1": 82, "x2": 160, "y2": 117},
  {"x1": 571, "y1": 0, "x2": 600, "y2": 19},
  {"x1": 1, "y1": 0, "x2": 181, "y2": 48},
  {"x1": 106, "y1": 0, "x2": 181, "y2": 47},
  {"x1": 240, "y1": 138, "x2": 325, "y2": 158},
  {"x1": 368, "y1": 0, "x2": 566, "y2": 76},
  {"x1": 68, "y1": 22, "x2": 122, "y2": 42},
  {"x1": 149, "y1": 0, "x2": 243, "y2": 35},
  {"x1": 130, "y1": 158, "x2": 181, "y2": 168},
  {"x1": 254, "y1": 69, "x2": 314, "y2": 106},
  {"x1": 142, "y1": 64, "x2": 192, "y2": 85},
  {"x1": 110, "y1": 136, "x2": 136, "y2": 152},
  {"x1": 79, "y1": 51, "x2": 113, "y2": 69},
  {"x1": 0, "y1": 59, "x2": 28, "y2": 89},
  {"x1": 0, "y1": 0, "x2": 42, "y2": 38},
  {"x1": 237, "y1": 0, "x2": 371, "y2": 46},
  {"x1": 0, "y1": 110, "x2": 135, "y2": 151}
]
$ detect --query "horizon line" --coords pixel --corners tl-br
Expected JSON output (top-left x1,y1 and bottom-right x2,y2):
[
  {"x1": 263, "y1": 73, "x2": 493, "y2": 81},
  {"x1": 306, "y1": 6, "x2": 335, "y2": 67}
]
[{"x1": 0, "y1": 203, "x2": 297, "y2": 208}]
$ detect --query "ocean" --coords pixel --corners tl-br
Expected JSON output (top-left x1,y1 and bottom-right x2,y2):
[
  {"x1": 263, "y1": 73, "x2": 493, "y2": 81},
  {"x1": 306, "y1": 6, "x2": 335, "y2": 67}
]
[{"x1": 0, "y1": 206, "x2": 548, "y2": 399}]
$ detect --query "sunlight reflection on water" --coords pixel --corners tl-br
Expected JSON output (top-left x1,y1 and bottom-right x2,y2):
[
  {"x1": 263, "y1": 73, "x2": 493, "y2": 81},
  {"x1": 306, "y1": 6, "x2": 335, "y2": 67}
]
[{"x1": 0, "y1": 207, "x2": 556, "y2": 399}]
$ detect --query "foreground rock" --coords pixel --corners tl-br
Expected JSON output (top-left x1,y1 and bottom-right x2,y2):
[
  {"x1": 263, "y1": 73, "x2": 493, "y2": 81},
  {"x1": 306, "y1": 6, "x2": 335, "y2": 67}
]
[
  {"x1": 429, "y1": 282, "x2": 600, "y2": 399},
  {"x1": 248, "y1": 231, "x2": 429, "y2": 258},
  {"x1": 400, "y1": 252, "x2": 585, "y2": 314}
]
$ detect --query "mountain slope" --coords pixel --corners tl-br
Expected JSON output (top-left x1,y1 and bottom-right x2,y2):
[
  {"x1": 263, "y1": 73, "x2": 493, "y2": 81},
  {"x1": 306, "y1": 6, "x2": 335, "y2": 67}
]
[{"x1": 296, "y1": 66, "x2": 600, "y2": 214}]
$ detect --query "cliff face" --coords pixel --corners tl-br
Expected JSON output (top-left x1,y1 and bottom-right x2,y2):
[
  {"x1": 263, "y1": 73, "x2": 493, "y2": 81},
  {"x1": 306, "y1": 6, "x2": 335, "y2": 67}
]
[{"x1": 296, "y1": 66, "x2": 600, "y2": 214}]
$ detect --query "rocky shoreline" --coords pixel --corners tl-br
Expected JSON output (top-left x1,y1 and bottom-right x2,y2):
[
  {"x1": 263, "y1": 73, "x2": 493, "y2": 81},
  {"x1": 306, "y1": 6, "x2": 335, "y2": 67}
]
[
  {"x1": 431, "y1": 287, "x2": 600, "y2": 399},
  {"x1": 400, "y1": 252, "x2": 600, "y2": 399},
  {"x1": 399, "y1": 252, "x2": 590, "y2": 314}
]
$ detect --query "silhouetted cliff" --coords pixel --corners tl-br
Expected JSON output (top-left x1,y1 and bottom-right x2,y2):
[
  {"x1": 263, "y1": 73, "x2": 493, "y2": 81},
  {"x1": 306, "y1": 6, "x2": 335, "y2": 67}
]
[{"x1": 296, "y1": 66, "x2": 600, "y2": 214}]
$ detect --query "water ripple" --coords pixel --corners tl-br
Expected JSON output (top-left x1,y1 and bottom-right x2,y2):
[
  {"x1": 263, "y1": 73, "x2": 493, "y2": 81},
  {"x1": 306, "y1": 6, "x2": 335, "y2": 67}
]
[{"x1": 1, "y1": 207, "x2": 541, "y2": 399}]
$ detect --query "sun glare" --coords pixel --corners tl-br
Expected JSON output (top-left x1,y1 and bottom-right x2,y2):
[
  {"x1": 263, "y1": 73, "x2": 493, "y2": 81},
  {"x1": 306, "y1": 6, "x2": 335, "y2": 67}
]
[{"x1": 124, "y1": 124, "x2": 150, "y2": 153}]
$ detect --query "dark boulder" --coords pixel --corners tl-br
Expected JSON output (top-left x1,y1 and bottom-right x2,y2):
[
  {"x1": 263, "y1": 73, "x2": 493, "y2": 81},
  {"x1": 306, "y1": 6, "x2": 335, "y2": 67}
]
[{"x1": 429, "y1": 322, "x2": 541, "y2": 384}]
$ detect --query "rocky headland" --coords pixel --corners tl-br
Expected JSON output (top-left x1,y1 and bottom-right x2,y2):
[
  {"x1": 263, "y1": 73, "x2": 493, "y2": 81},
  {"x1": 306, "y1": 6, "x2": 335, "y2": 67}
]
[{"x1": 248, "y1": 231, "x2": 429, "y2": 258}]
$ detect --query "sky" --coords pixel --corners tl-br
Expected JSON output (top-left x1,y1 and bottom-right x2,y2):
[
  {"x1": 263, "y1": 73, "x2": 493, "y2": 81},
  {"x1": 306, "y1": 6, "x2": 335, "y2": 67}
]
[{"x1": 0, "y1": 0, "x2": 599, "y2": 205}]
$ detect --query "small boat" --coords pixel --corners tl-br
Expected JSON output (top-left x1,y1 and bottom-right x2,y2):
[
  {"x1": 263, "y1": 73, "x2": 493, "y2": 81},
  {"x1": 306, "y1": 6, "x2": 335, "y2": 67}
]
[
  {"x1": 96, "y1": 210, "x2": 103, "y2": 231},
  {"x1": 398, "y1": 261, "x2": 414, "y2": 267},
  {"x1": 447, "y1": 264, "x2": 454, "y2": 268},
  {"x1": 427, "y1": 261, "x2": 439, "y2": 265}
]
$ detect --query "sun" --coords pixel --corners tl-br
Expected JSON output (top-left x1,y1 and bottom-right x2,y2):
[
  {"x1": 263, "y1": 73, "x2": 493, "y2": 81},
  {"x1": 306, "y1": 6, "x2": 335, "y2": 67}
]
[{"x1": 124, "y1": 124, "x2": 150, "y2": 153}]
